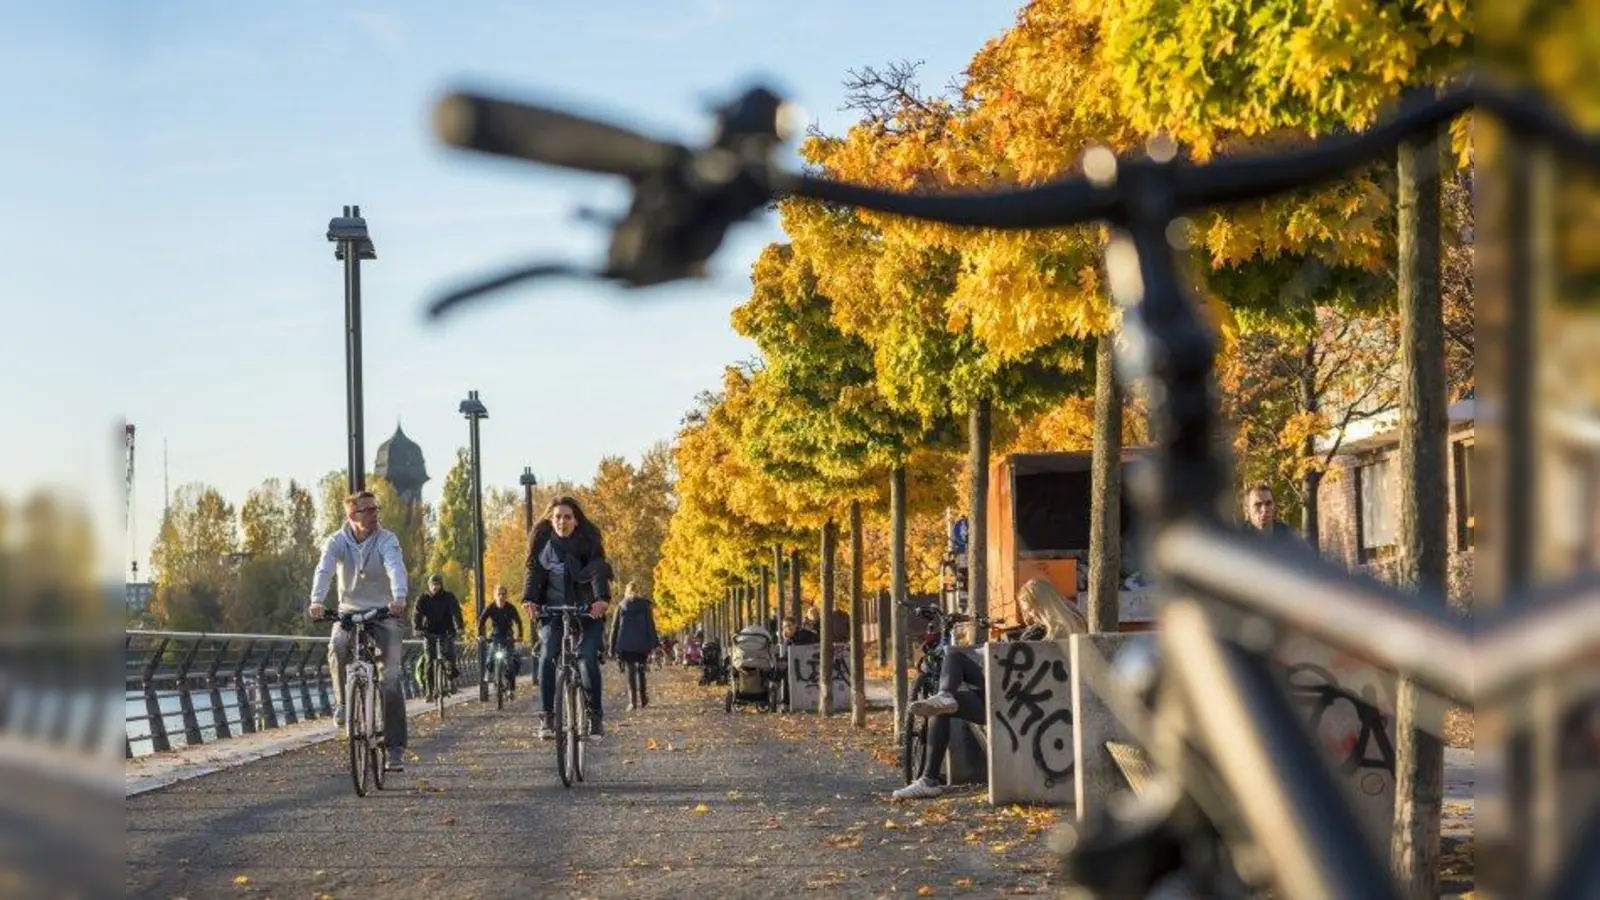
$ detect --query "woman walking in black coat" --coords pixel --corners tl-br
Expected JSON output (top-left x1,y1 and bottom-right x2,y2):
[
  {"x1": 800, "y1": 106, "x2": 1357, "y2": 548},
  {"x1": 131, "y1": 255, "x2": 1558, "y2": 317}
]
[{"x1": 610, "y1": 581, "x2": 660, "y2": 710}]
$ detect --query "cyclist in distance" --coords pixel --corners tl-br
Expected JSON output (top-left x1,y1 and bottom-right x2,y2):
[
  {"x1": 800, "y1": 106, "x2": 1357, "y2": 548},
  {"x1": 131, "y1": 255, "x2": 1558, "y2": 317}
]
[
  {"x1": 891, "y1": 578, "x2": 1086, "y2": 800},
  {"x1": 481, "y1": 584, "x2": 525, "y2": 686},
  {"x1": 413, "y1": 573, "x2": 465, "y2": 695},
  {"x1": 307, "y1": 489, "x2": 410, "y2": 772},
  {"x1": 522, "y1": 496, "x2": 613, "y2": 741}
]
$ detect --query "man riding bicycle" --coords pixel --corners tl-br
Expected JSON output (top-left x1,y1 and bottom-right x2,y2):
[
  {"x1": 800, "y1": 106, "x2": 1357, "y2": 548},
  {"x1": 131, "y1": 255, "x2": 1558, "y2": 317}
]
[
  {"x1": 413, "y1": 573, "x2": 464, "y2": 696},
  {"x1": 480, "y1": 584, "x2": 524, "y2": 687},
  {"x1": 307, "y1": 489, "x2": 410, "y2": 773}
]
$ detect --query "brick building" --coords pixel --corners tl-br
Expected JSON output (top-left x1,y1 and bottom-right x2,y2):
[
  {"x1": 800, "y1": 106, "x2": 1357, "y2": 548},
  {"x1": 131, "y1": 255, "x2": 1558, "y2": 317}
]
[
  {"x1": 1315, "y1": 396, "x2": 1600, "y2": 607},
  {"x1": 1314, "y1": 398, "x2": 1477, "y2": 606}
]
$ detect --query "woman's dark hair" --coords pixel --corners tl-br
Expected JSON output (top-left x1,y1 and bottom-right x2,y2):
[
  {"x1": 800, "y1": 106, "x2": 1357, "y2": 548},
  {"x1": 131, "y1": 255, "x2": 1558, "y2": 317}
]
[{"x1": 530, "y1": 495, "x2": 604, "y2": 554}]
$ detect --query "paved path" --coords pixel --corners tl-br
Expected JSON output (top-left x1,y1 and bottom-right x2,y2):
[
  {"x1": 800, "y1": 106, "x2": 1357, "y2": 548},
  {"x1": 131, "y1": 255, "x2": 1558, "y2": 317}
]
[{"x1": 125, "y1": 668, "x2": 1060, "y2": 899}]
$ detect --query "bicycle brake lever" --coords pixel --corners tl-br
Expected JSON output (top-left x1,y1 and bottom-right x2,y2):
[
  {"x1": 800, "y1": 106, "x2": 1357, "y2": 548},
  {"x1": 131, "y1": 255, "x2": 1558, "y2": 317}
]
[{"x1": 426, "y1": 261, "x2": 604, "y2": 320}]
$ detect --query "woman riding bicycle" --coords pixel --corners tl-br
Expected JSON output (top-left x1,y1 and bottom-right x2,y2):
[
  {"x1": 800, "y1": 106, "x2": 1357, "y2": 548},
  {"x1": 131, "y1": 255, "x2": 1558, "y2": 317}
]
[
  {"x1": 522, "y1": 496, "x2": 613, "y2": 741},
  {"x1": 891, "y1": 578, "x2": 1087, "y2": 801}
]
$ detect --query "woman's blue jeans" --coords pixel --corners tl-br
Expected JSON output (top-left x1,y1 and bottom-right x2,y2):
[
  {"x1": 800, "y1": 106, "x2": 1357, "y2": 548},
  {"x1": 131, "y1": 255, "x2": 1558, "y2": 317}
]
[{"x1": 539, "y1": 615, "x2": 605, "y2": 719}]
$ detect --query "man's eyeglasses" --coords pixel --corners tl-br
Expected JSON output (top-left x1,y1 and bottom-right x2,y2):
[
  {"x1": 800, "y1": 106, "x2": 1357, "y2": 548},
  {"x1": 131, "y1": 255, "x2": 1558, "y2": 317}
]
[{"x1": 353, "y1": 505, "x2": 379, "y2": 515}]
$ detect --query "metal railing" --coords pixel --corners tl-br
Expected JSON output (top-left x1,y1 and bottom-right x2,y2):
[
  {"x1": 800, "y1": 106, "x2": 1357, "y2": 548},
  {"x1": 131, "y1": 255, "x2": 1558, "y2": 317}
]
[
  {"x1": 125, "y1": 629, "x2": 492, "y2": 758},
  {"x1": 0, "y1": 630, "x2": 122, "y2": 759}
]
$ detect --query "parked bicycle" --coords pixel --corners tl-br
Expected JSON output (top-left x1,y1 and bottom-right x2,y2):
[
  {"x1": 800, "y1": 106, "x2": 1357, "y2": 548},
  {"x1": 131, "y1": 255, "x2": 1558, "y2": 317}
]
[
  {"x1": 540, "y1": 604, "x2": 597, "y2": 788},
  {"x1": 316, "y1": 608, "x2": 392, "y2": 797},
  {"x1": 899, "y1": 601, "x2": 998, "y2": 785}
]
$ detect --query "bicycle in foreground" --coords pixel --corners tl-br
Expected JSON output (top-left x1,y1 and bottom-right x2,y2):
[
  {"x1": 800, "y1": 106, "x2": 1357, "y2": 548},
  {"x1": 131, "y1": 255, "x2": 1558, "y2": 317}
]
[
  {"x1": 899, "y1": 600, "x2": 998, "y2": 786},
  {"x1": 426, "y1": 74, "x2": 1600, "y2": 898},
  {"x1": 316, "y1": 608, "x2": 392, "y2": 797},
  {"x1": 540, "y1": 605, "x2": 597, "y2": 788}
]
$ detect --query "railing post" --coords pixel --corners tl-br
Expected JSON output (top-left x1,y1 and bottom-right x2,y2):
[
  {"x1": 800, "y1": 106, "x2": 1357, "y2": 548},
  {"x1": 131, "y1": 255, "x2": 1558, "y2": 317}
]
[
  {"x1": 256, "y1": 644, "x2": 280, "y2": 730},
  {"x1": 176, "y1": 637, "x2": 205, "y2": 747},
  {"x1": 141, "y1": 637, "x2": 172, "y2": 753},
  {"x1": 276, "y1": 645, "x2": 298, "y2": 725},
  {"x1": 234, "y1": 640, "x2": 256, "y2": 735},
  {"x1": 296, "y1": 642, "x2": 318, "y2": 720},
  {"x1": 316, "y1": 653, "x2": 332, "y2": 716},
  {"x1": 207, "y1": 639, "x2": 232, "y2": 739}
]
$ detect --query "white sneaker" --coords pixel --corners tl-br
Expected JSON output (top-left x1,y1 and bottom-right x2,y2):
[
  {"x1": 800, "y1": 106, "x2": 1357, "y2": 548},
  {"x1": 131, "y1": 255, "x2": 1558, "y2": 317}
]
[
  {"x1": 892, "y1": 776, "x2": 944, "y2": 800},
  {"x1": 908, "y1": 691, "x2": 958, "y2": 718},
  {"x1": 333, "y1": 705, "x2": 346, "y2": 727}
]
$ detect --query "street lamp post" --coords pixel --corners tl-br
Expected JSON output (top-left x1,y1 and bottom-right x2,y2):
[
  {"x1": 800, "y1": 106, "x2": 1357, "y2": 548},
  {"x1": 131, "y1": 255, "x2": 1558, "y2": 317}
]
[
  {"x1": 520, "y1": 467, "x2": 538, "y2": 531},
  {"x1": 459, "y1": 390, "x2": 490, "y2": 701},
  {"x1": 326, "y1": 206, "x2": 377, "y2": 493}
]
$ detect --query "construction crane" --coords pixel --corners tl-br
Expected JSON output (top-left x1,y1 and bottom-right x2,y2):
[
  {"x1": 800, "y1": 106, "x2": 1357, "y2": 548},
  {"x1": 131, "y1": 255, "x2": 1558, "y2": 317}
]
[{"x1": 125, "y1": 422, "x2": 136, "y2": 581}]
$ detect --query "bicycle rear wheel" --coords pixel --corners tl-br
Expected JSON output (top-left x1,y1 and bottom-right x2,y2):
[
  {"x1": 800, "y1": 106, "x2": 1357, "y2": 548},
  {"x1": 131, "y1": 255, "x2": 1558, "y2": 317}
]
[
  {"x1": 902, "y1": 681, "x2": 930, "y2": 785},
  {"x1": 554, "y1": 668, "x2": 571, "y2": 788},
  {"x1": 348, "y1": 678, "x2": 370, "y2": 797},
  {"x1": 371, "y1": 685, "x2": 386, "y2": 791}
]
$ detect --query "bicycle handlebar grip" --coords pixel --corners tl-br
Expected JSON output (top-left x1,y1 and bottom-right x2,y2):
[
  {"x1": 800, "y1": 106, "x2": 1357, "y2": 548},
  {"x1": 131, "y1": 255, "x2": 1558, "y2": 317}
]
[{"x1": 433, "y1": 90, "x2": 685, "y2": 178}]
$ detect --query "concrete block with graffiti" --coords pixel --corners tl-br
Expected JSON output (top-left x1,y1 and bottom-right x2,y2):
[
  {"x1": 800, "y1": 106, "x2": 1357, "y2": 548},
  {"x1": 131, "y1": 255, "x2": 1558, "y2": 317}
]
[
  {"x1": 981, "y1": 640, "x2": 1077, "y2": 806},
  {"x1": 786, "y1": 644, "x2": 849, "y2": 714}
]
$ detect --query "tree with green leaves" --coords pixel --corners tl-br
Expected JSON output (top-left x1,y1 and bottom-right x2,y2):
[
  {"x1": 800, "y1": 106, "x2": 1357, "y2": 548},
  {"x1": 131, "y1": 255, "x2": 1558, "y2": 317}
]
[
  {"x1": 148, "y1": 484, "x2": 237, "y2": 632},
  {"x1": 428, "y1": 447, "x2": 476, "y2": 594}
]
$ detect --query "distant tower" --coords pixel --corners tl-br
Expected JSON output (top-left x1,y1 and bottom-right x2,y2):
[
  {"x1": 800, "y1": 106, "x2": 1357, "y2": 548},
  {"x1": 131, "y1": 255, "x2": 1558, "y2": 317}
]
[{"x1": 374, "y1": 422, "x2": 429, "y2": 507}]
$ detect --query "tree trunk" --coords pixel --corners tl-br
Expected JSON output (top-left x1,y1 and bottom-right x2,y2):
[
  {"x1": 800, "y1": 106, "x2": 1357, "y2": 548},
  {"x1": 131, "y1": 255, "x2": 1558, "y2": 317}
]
[
  {"x1": 1087, "y1": 332, "x2": 1124, "y2": 633},
  {"x1": 890, "y1": 466, "x2": 909, "y2": 737},
  {"x1": 789, "y1": 549, "x2": 803, "y2": 627},
  {"x1": 773, "y1": 544, "x2": 785, "y2": 630},
  {"x1": 969, "y1": 397, "x2": 992, "y2": 643},
  {"x1": 759, "y1": 566, "x2": 772, "y2": 631},
  {"x1": 1300, "y1": 337, "x2": 1323, "y2": 550},
  {"x1": 849, "y1": 500, "x2": 866, "y2": 727},
  {"x1": 1390, "y1": 125, "x2": 1446, "y2": 899},
  {"x1": 877, "y1": 589, "x2": 890, "y2": 668},
  {"x1": 819, "y1": 519, "x2": 838, "y2": 717}
]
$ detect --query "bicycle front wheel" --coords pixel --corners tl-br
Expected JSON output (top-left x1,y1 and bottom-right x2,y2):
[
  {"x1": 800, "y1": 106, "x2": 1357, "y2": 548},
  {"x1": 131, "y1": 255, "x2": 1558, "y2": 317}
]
[
  {"x1": 435, "y1": 660, "x2": 447, "y2": 719},
  {"x1": 495, "y1": 658, "x2": 505, "y2": 710},
  {"x1": 554, "y1": 668, "x2": 571, "y2": 788},
  {"x1": 566, "y1": 672, "x2": 584, "y2": 784},
  {"x1": 348, "y1": 678, "x2": 370, "y2": 797}
]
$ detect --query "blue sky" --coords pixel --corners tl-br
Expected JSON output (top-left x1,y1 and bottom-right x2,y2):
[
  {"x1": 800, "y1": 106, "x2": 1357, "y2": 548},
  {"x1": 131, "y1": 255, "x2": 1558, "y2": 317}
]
[{"x1": 0, "y1": 1, "x2": 1022, "y2": 580}]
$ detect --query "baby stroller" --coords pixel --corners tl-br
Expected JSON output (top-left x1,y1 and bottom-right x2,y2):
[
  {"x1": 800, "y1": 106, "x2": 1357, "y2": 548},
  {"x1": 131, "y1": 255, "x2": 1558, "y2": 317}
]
[
  {"x1": 698, "y1": 640, "x2": 728, "y2": 686},
  {"x1": 724, "y1": 625, "x2": 780, "y2": 713}
]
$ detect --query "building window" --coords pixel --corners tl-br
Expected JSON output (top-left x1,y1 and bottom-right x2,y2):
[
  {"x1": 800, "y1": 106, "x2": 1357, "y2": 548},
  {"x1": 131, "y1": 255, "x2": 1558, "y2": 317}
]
[
  {"x1": 1453, "y1": 439, "x2": 1474, "y2": 552},
  {"x1": 1358, "y1": 456, "x2": 1399, "y2": 563}
]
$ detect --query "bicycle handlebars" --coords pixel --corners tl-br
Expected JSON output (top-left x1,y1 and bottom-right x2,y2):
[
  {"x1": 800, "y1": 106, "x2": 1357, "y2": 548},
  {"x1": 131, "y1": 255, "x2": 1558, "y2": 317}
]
[
  {"x1": 312, "y1": 608, "x2": 393, "y2": 626},
  {"x1": 426, "y1": 74, "x2": 1600, "y2": 323}
]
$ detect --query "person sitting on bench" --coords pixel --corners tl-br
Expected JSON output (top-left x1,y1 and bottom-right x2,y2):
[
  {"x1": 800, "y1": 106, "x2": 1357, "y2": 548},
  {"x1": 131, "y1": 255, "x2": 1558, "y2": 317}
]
[{"x1": 891, "y1": 578, "x2": 1087, "y2": 800}]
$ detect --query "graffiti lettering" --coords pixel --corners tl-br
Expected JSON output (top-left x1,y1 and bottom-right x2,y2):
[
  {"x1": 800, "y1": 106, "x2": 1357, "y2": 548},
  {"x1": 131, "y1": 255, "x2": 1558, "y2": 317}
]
[
  {"x1": 797, "y1": 653, "x2": 820, "y2": 687},
  {"x1": 993, "y1": 642, "x2": 1075, "y2": 783},
  {"x1": 1284, "y1": 663, "x2": 1396, "y2": 776}
]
